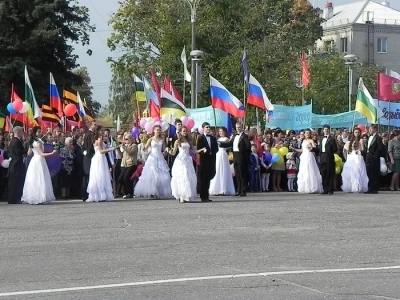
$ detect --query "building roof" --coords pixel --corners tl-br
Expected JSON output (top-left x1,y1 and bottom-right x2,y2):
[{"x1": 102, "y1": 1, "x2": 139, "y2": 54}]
[{"x1": 323, "y1": 0, "x2": 400, "y2": 29}]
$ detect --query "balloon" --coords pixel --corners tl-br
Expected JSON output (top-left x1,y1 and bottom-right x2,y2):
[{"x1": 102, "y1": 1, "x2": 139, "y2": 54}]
[
  {"x1": 13, "y1": 99, "x2": 23, "y2": 112},
  {"x1": 19, "y1": 102, "x2": 30, "y2": 114},
  {"x1": 186, "y1": 119, "x2": 195, "y2": 130},
  {"x1": 139, "y1": 119, "x2": 147, "y2": 128},
  {"x1": 153, "y1": 117, "x2": 160, "y2": 122},
  {"x1": 154, "y1": 121, "x2": 161, "y2": 126},
  {"x1": 0, "y1": 155, "x2": 4, "y2": 165},
  {"x1": 278, "y1": 146, "x2": 289, "y2": 156},
  {"x1": 144, "y1": 122, "x2": 153, "y2": 134},
  {"x1": 263, "y1": 152, "x2": 272, "y2": 163},
  {"x1": 64, "y1": 103, "x2": 77, "y2": 117},
  {"x1": 335, "y1": 165, "x2": 342, "y2": 175},
  {"x1": 131, "y1": 127, "x2": 140, "y2": 138},
  {"x1": 357, "y1": 125, "x2": 365, "y2": 132},
  {"x1": 198, "y1": 127, "x2": 204, "y2": 135},
  {"x1": 380, "y1": 164, "x2": 388, "y2": 173},
  {"x1": 271, "y1": 153, "x2": 280, "y2": 163},
  {"x1": 270, "y1": 147, "x2": 279, "y2": 155},
  {"x1": 161, "y1": 114, "x2": 168, "y2": 122},
  {"x1": 334, "y1": 154, "x2": 341, "y2": 163},
  {"x1": 7, "y1": 103, "x2": 17, "y2": 114},
  {"x1": 181, "y1": 116, "x2": 188, "y2": 126},
  {"x1": 276, "y1": 155, "x2": 284, "y2": 165},
  {"x1": 380, "y1": 157, "x2": 385, "y2": 164},
  {"x1": 161, "y1": 121, "x2": 169, "y2": 132},
  {"x1": 1, "y1": 158, "x2": 11, "y2": 168},
  {"x1": 169, "y1": 125, "x2": 176, "y2": 136}
]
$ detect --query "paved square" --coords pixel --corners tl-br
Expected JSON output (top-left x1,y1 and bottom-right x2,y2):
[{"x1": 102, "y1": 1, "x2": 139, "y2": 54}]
[{"x1": 0, "y1": 192, "x2": 399, "y2": 299}]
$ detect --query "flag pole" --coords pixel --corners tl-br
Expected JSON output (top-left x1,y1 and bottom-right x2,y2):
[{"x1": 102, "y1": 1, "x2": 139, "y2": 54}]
[
  {"x1": 183, "y1": 74, "x2": 186, "y2": 104},
  {"x1": 213, "y1": 107, "x2": 217, "y2": 129},
  {"x1": 243, "y1": 78, "x2": 246, "y2": 125},
  {"x1": 256, "y1": 108, "x2": 259, "y2": 134}
]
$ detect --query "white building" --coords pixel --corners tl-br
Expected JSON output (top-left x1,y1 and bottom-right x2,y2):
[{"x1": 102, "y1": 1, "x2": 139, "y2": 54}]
[{"x1": 316, "y1": 0, "x2": 400, "y2": 72}]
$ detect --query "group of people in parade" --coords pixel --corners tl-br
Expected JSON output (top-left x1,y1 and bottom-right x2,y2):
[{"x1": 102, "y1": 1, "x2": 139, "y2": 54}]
[{"x1": 0, "y1": 118, "x2": 397, "y2": 205}]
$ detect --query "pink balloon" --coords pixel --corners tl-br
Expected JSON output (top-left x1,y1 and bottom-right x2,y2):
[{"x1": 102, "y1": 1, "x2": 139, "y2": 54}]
[
  {"x1": 186, "y1": 119, "x2": 195, "y2": 130},
  {"x1": 13, "y1": 100, "x2": 23, "y2": 112},
  {"x1": 198, "y1": 127, "x2": 204, "y2": 135},
  {"x1": 144, "y1": 122, "x2": 153, "y2": 133},
  {"x1": 153, "y1": 117, "x2": 160, "y2": 122},
  {"x1": 181, "y1": 116, "x2": 188, "y2": 126},
  {"x1": 357, "y1": 125, "x2": 365, "y2": 132},
  {"x1": 139, "y1": 119, "x2": 147, "y2": 128},
  {"x1": 0, "y1": 155, "x2": 4, "y2": 165},
  {"x1": 154, "y1": 121, "x2": 161, "y2": 126}
]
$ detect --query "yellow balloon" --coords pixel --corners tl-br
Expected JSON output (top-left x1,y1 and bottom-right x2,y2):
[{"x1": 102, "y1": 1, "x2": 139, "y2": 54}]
[
  {"x1": 335, "y1": 165, "x2": 341, "y2": 175},
  {"x1": 334, "y1": 154, "x2": 341, "y2": 163},
  {"x1": 276, "y1": 155, "x2": 284, "y2": 165},
  {"x1": 279, "y1": 146, "x2": 289, "y2": 156},
  {"x1": 271, "y1": 147, "x2": 279, "y2": 155}
]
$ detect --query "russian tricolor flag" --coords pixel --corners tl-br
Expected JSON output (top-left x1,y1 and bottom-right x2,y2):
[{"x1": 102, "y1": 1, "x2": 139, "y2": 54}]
[
  {"x1": 247, "y1": 74, "x2": 274, "y2": 111},
  {"x1": 49, "y1": 73, "x2": 63, "y2": 117},
  {"x1": 210, "y1": 75, "x2": 246, "y2": 118}
]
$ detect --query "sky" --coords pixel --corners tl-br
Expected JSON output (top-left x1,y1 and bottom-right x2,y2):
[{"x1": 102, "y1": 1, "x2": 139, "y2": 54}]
[{"x1": 73, "y1": 0, "x2": 400, "y2": 108}]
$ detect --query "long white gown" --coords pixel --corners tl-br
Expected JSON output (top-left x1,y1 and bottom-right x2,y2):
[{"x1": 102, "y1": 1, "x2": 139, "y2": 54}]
[
  {"x1": 86, "y1": 146, "x2": 114, "y2": 202},
  {"x1": 134, "y1": 139, "x2": 172, "y2": 198},
  {"x1": 21, "y1": 141, "x2": 55, "y2": 205},
  {"x1": 297, "y1": 140, "x2": 323, "y2": 194},
  {"x1": 341, "y1": 142, "x2": 369, "y2": 193},
  {"x1": 209, "y1": 137, "x2": 235, "y2": 195},
  {"x1": 171, "y1": 142, "x2": 197, "y2": 201}
]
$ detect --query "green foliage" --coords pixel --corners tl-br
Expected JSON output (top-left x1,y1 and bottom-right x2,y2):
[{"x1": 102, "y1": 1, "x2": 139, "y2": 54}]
[
  {"x1": 108, "y1": 0, "x2": 323, "y2": 123},
  {"x1": 72, "y1": 67, "x2": 101, "y2": 116},
  {"x1": 305, "y1": 53, "x2": 383, "y2": 114},
  {"x1": 0, "y1": 0, "x2": 94, "y2": 108}
]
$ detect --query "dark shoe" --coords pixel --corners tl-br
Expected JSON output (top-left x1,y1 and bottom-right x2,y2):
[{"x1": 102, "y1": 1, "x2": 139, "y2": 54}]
[
  {"x1": 201, "y1": 199, "x2": 212, "y2": 202},
  {"x1": 235, "y1": 193, "x2": 240, "y2": 196},
  {"x1": 370, "y1": 191, "x2": 378, "y2": 194},
  {"x1": 320, "y1": 191, "x2": 329, "y2": 195},
  {"x1": 240, "y1": 193, "x2": 246, "y2": 197},
  {"x1": 364, "y1": 191, "x2": 371, "y2": 194}
]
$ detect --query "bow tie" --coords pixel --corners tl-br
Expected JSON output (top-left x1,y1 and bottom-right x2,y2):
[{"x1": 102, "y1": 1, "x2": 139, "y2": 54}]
[
  {"x1": 324, "y1": 135, "x2": 329, "y2": 138},
  {"x1": 205, "y1": 134, "x2": 211, "y2": 137}
]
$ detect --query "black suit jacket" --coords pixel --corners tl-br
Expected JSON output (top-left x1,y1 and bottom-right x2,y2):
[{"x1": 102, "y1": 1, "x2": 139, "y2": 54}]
[
  {"x1": 319, "y1": 135, "x2": 337, "y2": 164},
  {"x1": 365, "y1": 133, "x2": 384, "y2": 159},
  {"x1": 82, "y1": 130, "x2": 94, "y2": 175},
  {"x1": 8, "y1": 137, "x2": 26, "y2": 173},
  {"x1": 197, "y1": 134, "x2": 218, "y2": 168},
  {"x1": 220, "y1": 132, "x2": 251, "y2": 161}
]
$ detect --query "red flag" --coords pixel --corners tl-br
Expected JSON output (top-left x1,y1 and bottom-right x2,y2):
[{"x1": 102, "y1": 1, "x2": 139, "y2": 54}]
[
  {"x1": 301, "y1": 53, "x2": 310, "y2": 87},
  {"x1": 5, "y1": 116, "x2": 12, "y2": 132},
  {"x1": 149, "y1": 67, "x2": 160, "y2": 102},
  {"x1": 149, "y1": 101, "x2": 160, "y2": 119},
  {"x1": 377, "y1": 73, "x2": 400, "y2": 101},
  {"x1": 163, "y1": 77, "x2": 183, "y2": 103}
]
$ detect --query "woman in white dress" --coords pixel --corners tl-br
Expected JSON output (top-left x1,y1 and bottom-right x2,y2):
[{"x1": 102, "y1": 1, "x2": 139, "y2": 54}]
[
  {"x1": 291, "y1": 129, "x2": 323, "y2": 194},
  {"x1": 22, "y1": 126, "x2": 57, "y2": 205},
  {"x1": 209, "y1": 127, "x2": 236, "y2": 195},
  {"x1": 86, "y1": 126, "x2": 117, "y2": 202},
  {"x1": 341, "y1": 127, "x2": 369, "y2": 193},
  {"x1": 134, "y1": 125, "x2": 172, "y2": 199},
  {"x1": 168, "y1": 126, "x2": 205, "y2": 203}
]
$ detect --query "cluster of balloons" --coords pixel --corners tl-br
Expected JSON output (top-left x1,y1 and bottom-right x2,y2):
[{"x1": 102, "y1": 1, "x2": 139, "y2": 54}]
[
  {"x1": 269, "y1": 146, "x2": 289, "y2": 165},
  {"x1": 64, "y1": 103, "x2": 77, "y2": 117},
  {"x1": 7, "y1": 99, "x2": 30, "y2": 115},
  {"x1": 131, "y1": 114, "x2": 195, "y2": 137},
  {"x1": 334, "y1": 154, "x2": 344, "y2": 174}
]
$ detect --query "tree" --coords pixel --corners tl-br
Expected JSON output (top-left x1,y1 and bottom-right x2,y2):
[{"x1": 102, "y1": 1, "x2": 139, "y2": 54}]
[
  {"x1": 72, "y1": 67, "x2": 101, "y2": 116},
  {"x1": 305, "y1": 53, "x2": 383, "y2": 114},
  {"x1": 0, "y1": 0, "x2": 94, "y2": 108},
  {"x1": 108, "y1": 0, "x2": 323, "y2": 122}
]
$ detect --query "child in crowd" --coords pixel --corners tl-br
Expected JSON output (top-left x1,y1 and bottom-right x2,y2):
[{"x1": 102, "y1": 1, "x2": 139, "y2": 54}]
[
  {"x1": 286, "y1": 152, "x2": 297, "y2": 192},
  {"x1": 259, "y1": 143, "x2": 272, "y2": 192},
  {"x1": 248, "y1": 145, "x2": 260, "y2": 192}
]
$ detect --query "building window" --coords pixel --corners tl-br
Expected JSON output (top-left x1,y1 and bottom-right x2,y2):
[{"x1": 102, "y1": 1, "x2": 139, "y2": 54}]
[
  {"x1": 324, "y1": 40, "x2": 333, "y2": 52},
  {"x1": 377, "y1": 38, "x2": 387, "y2": 53},
  {"x1": 340, "y1": 37, "x2": 348, "y2": 53}
]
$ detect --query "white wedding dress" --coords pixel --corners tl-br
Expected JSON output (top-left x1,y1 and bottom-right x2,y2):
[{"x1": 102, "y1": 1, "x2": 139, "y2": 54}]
[
  {"x1": 134, "y1": 139, "x2": 172, "y2": 198},
  {"x1": 171, "y1": 142, "x2": 197, "y2": 201},
  {"x1": 341, "y1": 142, "x2": 369, "y2": 193},
  {"x1": 209, "y1": 137, "x2": 235, "y2": 195},
  {"x1": 86, "y1": 146, "x2": 114, "y2": 202},
  {"x1": 297, "y1": 140, "x2": 323, "y2": 194},
  {"x1": 21, "y1": 141, "x2": 55, "y2": 205}
]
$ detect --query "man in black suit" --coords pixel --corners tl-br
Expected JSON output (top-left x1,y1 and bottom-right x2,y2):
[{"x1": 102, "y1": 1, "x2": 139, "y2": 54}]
[
  {"x1": 319, "y1": 124, "x2": 338, "y2": 194},
  {"x1": 221, "y1": 122, "x2": 251, "y2": 196},
  {"x1": 197, "y1": 122, "x2": 218, "y2": 202},
  {"x1": 82, "y1": 121, "x2": 96, "y2": 201},
  {"x1": 365, "y1": 124, "x2": 383, "y2": 194},
  {"x1": 8, "y1": 126, "x2": 26, "y2": 204},
  {"x1": 167, "y1": 119, "x2": 182, "y2": 169}
]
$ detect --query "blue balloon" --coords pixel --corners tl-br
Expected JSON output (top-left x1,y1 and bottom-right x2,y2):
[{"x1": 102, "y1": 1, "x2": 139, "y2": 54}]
[
  {"x1": 7, "y1": 103, "x2": 17, "y2": 114},
  {"x1": 169, "y1": 125, "x2": 176, "y2": 136},
  {"x1": 263, "y1": 152, "x2": 272, "y2": 163},
  {"x1": 271, "y1": 153, "x2": 280, "y2": 163}
]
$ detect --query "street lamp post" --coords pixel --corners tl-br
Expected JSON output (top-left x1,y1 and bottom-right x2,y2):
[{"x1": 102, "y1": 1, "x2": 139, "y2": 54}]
[
  {"x1": 185, "y1": 0, "x2": 200, "y2": 109},
  {"x1": 344, "y1": 54, "x2": 358, "y2": 112},
  {"x1": 190, "y1": 50, "x2": 203, "y2": 109}
]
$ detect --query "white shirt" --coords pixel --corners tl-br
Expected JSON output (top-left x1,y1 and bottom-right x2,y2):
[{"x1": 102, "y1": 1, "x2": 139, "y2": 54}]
[
  {"x1": 322, "y1": 136, "x2": 328, "y2": 152},
  {"x1": 233, "y1": 132, "x2": 243, "y2": 152}
]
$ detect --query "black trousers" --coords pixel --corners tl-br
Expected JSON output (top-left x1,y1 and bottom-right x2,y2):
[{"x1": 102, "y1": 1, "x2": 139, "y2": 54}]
[
  {"x1": 320, "y1": 161, "x2": 335, "y2": 193},
  {"x1": 118, "y1": 165, "x2": 137, "y2": 196},
  {"x1": 366, "y1": 154, "x2": 380, "y2": 192},
  {"x1": 233, "y1": 153, "x2": 248, "y2": 194}
]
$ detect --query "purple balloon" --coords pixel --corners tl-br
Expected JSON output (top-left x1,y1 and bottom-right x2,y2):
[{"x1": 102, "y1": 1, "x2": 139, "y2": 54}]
[
  {"x1": 131, "y1": 127, "x2": 140, "y2": 138},
  {"x1": 144, "y1": 122, "x2": 153, "y2": 133},
  {"x1": 263, "y1": 152, "x2": 272, "y2": 163},
  {"x1": 24, "y1": 144, "x2": 61, "y2": 177}
]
